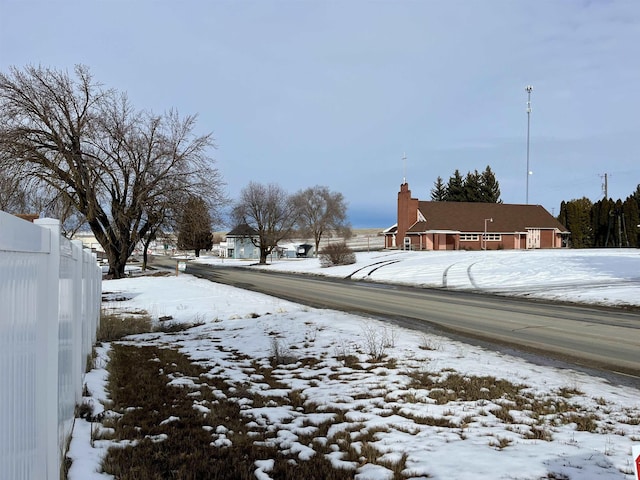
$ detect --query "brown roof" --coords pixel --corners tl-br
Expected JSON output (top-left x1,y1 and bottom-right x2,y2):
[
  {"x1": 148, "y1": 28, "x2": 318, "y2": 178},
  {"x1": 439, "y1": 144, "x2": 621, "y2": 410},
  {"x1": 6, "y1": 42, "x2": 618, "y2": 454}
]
[{"x1": 407, "y1": 202, "x2": 568, "y2": 234}]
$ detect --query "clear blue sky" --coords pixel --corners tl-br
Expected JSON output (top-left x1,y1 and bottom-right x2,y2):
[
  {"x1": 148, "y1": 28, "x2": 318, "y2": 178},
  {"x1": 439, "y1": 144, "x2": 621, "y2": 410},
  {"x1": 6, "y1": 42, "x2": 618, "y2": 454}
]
[{"x1": 2, "y1": 1, "x2": 639, "y2": 227}]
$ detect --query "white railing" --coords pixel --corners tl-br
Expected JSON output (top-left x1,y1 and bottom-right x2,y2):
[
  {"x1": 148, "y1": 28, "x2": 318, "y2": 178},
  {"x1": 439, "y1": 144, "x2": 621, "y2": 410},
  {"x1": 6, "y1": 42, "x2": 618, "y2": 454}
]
[{"x1": 0, "y1": 211, "x2": 102, "y2": 480}]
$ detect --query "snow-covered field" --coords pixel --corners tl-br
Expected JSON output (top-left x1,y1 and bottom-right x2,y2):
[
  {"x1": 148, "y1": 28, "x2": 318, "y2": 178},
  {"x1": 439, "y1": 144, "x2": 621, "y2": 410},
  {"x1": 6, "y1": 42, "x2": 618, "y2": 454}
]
[
  {"x1": 70, "y1": 249, "x2": 640, "y2": 479},
  {"x1": 197, "y1": 248, "x2": 640, "y2": 308}
]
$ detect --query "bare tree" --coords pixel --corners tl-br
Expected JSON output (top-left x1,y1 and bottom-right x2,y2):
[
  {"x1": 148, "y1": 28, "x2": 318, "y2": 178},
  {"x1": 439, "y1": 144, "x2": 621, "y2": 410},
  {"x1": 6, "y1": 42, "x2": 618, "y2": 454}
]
[
  {"x1": 0, "y1": 166, "x2": 30, "y2": 213},
  {"x1": 232, "y1": 182, "x2": 297, "y2": 264},
  {"x1": 0, "y1": 65, "x2": 224, "y2": 278},
  {"x1": 0, "y1": 162, "x2": 85, "y2": 235},
  {"x1": 291, "y1": 185, "x2": 351, "y2": 255}
]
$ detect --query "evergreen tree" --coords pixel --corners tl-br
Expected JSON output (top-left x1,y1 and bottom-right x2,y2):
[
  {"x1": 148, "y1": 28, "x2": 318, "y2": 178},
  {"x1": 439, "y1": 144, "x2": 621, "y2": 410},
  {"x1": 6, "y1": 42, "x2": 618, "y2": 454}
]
[
  {"x1": 622, "y1": 195, "x2": 639, "y2": 248},
  {"x1": 434, "y1": 167, "x2": 501, "y2": 203},
  {"x1": 559, "y1": 183, "x2": 640, "y2": 248},
  {"x1": 430, "y1": 176, "x2": 447, "y2": 201},
  {"x1": 479, "y1": 165, "x2": 501, "y2": 203},
  {"x1": 446, "y1": 170, "x2": 466, "y2": 202},
  {"x1": 558, "y1": 197, "x2": 592, "y2": 248},
  {"x1": 592, "y1": 198, "x2": 616, "y2": 247},
  {"x1": 633, "y1": 184, "x2": 640, "y2": 209},
  {"x1": 177, "y1": 196, "x2": 213, "y2": 257},
  {"x1": 463, "y1": 170, "x2": 482, "y2": 202},
  {"x1": 631, "y1": 184, "x2": 640, "y2": 247}
]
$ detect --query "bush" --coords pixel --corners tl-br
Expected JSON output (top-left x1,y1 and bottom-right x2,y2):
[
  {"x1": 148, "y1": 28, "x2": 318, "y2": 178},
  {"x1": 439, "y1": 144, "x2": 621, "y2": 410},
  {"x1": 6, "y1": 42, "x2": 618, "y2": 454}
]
[{"x1": 319, "y1": 241, "x2": 356, "y2": 267}]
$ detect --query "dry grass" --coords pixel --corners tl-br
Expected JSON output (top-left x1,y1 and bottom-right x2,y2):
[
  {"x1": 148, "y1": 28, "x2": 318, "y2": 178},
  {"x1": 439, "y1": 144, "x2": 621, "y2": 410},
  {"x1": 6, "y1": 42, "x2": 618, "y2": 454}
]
[
  {"x1": 97, "y1": 310, "x2": 152, "y2": 342},
  {"x1": 81, "y1": 323, "x2": 622, "y2": 478},
  {"x1": 407, "y1": 371, "x2": 524, "y2": 404},
  {"x1": 98, "y1": 344, "x2": 597, "y2": 475},
  {"x1": 99, "y1": 344, "x2": 363, "y2": 479}
]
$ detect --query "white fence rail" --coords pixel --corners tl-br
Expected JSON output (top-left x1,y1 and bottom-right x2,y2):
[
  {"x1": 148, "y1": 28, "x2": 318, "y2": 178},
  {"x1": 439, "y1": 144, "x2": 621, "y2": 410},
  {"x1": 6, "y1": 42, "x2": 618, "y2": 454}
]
[{"x1": 0, "y1": 211, "x2": 102, "y2": 480}]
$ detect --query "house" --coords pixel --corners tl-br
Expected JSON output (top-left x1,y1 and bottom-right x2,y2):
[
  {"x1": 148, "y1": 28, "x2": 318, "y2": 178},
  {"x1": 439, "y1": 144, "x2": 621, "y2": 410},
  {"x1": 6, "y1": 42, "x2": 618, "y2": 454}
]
[
  {"x1": 224, "y1": 224, "x2": 260, "y2": 259},
  {"x1": 384, "y1": 183, "x2": 569, "y2": 251}
]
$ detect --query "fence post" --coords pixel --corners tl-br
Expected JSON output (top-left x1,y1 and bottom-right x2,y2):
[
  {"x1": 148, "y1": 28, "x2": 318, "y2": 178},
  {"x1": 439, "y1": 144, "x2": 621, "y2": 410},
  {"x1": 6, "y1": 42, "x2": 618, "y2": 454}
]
[
  {"x1": 71, "y1": 240, "x2": 85, "y2": 420},
  {"x1": 34, "y1": 218, "x2": 62, "y2": 480}
]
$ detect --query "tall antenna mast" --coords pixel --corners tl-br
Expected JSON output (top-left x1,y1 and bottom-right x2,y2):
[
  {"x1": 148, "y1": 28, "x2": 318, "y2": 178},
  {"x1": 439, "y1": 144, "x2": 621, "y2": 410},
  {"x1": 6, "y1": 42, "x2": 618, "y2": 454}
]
[{"x1": 525, "y1": 85, "x2": 533, "y2": 204}]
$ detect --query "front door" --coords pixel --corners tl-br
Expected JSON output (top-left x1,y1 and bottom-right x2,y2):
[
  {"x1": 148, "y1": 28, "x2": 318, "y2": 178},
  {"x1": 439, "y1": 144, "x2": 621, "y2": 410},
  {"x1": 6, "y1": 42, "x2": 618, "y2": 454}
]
[{"x1": 527, "y1": 229, "x2": 541, "y2": 249}]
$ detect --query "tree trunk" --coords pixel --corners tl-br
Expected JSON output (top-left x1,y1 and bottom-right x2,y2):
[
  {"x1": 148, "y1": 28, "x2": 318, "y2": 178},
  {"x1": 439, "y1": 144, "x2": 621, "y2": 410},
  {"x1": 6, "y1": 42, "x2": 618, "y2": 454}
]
[
  {"x1": 107, "y1": 251, "x2": 128, "y2": 279},
  {"x1": 259, "y1": 248, "x2": 268, "y2": 264},
  {"x1": 103, "y1": 232, "x2": 135, "y2": 280},
  {"x1": 142, "y1": 239, "x2": 151, "y2": 271}
]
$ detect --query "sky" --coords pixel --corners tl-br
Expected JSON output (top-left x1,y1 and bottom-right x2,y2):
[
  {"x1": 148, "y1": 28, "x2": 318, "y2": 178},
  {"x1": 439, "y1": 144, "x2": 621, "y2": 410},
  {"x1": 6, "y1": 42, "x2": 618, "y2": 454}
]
[
  {"x1": 2, "y1": 1, "x2": 640, "y2": 227},
  {"x1": 69, "y1": 249, "x2": 640, "y2": 479}
]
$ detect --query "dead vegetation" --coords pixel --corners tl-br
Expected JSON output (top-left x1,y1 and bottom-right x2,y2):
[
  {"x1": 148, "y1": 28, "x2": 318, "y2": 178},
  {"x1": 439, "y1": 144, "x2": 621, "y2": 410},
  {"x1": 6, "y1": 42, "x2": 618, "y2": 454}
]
[
  {"x1": 99, "y1": 344, "x2": 359, "y2": 480},
  {"x1": 76, "y1": 312, "x2": 638, "y2": 479}
]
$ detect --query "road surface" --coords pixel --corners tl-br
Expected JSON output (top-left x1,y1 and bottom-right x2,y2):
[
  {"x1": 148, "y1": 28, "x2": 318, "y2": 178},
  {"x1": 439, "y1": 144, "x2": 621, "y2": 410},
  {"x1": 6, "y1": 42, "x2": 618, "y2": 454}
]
[{"x1": 182, "y1": 262, "x2": 640, "y2": 381}]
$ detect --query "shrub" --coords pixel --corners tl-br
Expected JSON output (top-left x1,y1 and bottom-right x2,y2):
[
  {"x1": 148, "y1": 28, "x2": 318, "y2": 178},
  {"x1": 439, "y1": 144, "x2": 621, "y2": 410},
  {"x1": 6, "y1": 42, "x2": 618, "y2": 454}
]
[
  {"x1": 269, "y1": 336, "x2": 298, "y2": 366},
  {"x1": 319, "y1": 241, "x2": 356, "y2": 267}
]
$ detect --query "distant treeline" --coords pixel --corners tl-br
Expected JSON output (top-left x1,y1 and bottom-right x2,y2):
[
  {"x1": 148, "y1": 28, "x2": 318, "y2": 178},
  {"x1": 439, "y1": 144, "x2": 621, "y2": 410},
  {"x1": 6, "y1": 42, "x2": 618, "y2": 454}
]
[
  {"x1": 431, "y1": 166, "x2": 501, "y2": 203},
  {"x1": 558, "y1": 185, "x2": 640, "y2": 248}
]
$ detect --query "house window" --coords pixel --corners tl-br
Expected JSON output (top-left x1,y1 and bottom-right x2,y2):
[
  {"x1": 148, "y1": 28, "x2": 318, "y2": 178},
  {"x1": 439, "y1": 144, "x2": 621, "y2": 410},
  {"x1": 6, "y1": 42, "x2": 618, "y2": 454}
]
[
  {"x1": 484, "y1": 233, "x2": 502, "y2": 241},
  {"x1": 460, "y1": 234, "x2": 479, "y2": 241}
]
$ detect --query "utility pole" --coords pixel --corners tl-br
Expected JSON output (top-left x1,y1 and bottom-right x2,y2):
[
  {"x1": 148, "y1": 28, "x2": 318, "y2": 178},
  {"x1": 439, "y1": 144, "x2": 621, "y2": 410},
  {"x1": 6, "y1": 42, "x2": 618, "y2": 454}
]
[{"x1": 525, "y1": 85, "x2": 533, "y2": 204}]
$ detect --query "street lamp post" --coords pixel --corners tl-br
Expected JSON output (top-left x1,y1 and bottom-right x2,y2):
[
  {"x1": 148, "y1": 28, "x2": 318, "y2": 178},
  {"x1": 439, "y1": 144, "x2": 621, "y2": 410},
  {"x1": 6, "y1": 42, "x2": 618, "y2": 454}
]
[
  {"x1": 525, "y1": 85, "x2": 533, "y2": 204},
  {"x1": 483, "y1": 218, "x2": 493, "y2": 250}
]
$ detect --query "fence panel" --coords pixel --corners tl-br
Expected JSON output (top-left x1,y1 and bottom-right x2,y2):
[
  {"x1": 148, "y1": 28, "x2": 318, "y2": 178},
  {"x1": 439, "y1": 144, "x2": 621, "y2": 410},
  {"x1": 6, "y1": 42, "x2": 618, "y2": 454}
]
[{"x1": 0, "y1": 212, "x2": 102, "y2": 480}]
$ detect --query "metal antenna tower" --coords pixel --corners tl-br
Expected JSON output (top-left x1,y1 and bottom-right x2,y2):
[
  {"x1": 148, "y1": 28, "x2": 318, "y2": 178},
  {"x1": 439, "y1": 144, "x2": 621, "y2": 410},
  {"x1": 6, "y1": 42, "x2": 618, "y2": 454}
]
[{"x1": 525, "y1": 85, "x2": 533, "y2": 204}]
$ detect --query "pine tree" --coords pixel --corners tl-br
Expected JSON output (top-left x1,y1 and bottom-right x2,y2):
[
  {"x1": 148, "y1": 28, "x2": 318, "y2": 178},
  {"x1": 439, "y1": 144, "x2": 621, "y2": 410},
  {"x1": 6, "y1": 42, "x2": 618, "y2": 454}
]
[
  {"x1": 622, "y1": 195, "x2": 639, "y2": 247},
  {"x1": 558, "y1": 197, "x2": 593, "y2": 248},
  {"x1": 559, "y1": 184, "x2": 640, "y2": 248},
  {"x1": 435, "y1": 167, "x2": 501, "y2": 203},
  {"x1": 630, "y1": 184, "x2": 640, "y2": 247},
  {"x1": 446, "y1": 170, "x2": 466, "y2": 202},
  {"x1": 592, "y1": 198, "x2": 615, "y2": 247},
  {"x1": 177, "y1": 196, "x2": 213, "y2": 257},
  {"x1": 479, "y1": 166, "x2": 501, "y2": 203},
  {"x1": 463, "y1": 170, "x2": 482, "y2": 202},
  {"x1": 430, "y1": 176, "x2": 447, "y2": 201}
]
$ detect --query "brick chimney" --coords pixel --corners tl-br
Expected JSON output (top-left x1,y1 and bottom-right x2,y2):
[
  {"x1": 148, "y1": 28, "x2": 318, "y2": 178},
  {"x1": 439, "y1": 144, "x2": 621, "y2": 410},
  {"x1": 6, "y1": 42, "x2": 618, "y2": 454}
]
[{"x1": 397, "y1": 183, "x2": 419, "y2": 248}]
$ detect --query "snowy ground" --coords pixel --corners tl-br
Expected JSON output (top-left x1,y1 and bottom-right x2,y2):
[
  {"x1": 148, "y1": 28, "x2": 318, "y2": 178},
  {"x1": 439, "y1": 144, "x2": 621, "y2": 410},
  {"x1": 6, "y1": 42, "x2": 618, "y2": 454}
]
[
  {"x1": 69, "y1": 249, "x2": 640, "y2": 479},
  {"x1": 196, "y1": 248, "x2": 640, "y2": 308}
]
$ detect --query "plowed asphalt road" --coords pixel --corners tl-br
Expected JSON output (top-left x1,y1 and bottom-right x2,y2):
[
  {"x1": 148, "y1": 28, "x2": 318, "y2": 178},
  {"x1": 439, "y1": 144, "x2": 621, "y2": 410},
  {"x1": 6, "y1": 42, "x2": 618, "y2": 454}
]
[{"x1": 181, "y1": 262, "x2": 640, "y2": 384}]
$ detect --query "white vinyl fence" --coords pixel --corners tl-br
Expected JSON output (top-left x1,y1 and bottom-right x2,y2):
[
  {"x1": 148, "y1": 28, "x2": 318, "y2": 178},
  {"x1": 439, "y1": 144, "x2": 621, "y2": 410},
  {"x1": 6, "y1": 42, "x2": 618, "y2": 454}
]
[{"x1": 0, "y1": 211, "x2": 102, "y2": 480}]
